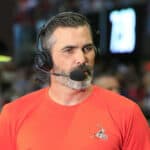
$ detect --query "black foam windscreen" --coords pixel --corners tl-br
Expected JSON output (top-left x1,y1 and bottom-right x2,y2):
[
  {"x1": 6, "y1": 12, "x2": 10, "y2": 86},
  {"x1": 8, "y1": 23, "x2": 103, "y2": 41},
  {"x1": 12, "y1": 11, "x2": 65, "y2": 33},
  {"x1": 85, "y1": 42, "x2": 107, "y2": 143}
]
[{"x1": 70, "y1": 68, "x2": 86, "y2": 81}]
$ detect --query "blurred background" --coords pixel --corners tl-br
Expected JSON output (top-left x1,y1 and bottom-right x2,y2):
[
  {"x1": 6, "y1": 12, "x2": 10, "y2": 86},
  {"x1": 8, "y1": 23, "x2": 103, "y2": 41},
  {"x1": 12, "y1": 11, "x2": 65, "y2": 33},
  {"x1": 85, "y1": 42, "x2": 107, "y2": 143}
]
[{"x1": 0, "y1": 0, "x2": 150, "y2": 122}]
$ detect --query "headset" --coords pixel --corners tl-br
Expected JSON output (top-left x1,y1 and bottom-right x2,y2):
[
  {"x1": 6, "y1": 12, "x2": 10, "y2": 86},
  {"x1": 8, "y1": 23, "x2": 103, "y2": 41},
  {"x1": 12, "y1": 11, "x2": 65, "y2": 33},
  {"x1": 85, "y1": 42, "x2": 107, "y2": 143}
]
[
  {"x1": 34, "y1": 12, "x2": 98, "y2": 73},
  {"x1": 34, "y1": 20, "x2": 53, "y2": 72}
]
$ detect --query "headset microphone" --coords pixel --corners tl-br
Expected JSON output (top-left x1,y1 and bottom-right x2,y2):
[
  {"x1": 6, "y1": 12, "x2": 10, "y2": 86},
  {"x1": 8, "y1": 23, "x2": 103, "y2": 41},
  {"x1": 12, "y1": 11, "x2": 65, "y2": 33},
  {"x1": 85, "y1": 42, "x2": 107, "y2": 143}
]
[
  {"x1": 53, "y1": 69, "x2": 86, "y2": 81},
  {"x1": 35, "y1": 61, "x2": 88, "y2": 81},
  {"x1": 52, "y1": 72, "x2": 68, "y2": 77},
  {"x1": 70, "y1": 68, "x2": 86, "y2": 81}
]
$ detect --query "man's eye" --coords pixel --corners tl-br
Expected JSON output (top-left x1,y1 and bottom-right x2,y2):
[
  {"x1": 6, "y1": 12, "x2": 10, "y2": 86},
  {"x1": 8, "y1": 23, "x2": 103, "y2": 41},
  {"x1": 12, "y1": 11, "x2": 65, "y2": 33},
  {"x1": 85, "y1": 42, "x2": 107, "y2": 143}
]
[
  {"x1": 64, "y1": 48, "x2": 74, "y2": 53},
  {"x1": 83, "y1": 45, "x2": 95, "y2": 53}
]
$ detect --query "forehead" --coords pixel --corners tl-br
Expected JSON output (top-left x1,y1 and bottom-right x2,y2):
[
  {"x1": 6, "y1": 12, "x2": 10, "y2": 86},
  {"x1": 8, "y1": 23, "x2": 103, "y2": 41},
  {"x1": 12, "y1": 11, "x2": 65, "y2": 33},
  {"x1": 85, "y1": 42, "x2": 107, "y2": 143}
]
[
  {"x1": 50, "y1": 26, "x2": 93, "y2": 45},
  {"x1": 45, "y1": 26, "x2": 94, "y2": 55}
]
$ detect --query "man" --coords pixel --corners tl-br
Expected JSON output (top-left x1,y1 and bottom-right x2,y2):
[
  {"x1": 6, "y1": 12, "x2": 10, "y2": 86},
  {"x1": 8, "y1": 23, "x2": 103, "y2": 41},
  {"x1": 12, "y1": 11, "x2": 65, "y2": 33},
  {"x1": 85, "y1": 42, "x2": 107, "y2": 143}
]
[
  {"x1": 0, "y1": 12, "x2": 149, "y2": 150},
  {"x1": 94, "y1": 73, "x2": 120, "y2": 93}
]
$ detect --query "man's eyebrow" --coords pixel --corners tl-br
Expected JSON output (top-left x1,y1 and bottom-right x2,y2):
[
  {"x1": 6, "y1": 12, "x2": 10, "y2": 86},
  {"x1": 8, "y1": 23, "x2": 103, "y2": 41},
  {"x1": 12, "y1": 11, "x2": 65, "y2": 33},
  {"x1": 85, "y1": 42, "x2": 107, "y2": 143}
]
[
  {"x1": 61, "y1": 45, "x2": 78, "y2": 50},
  {"x1": 61, "y1": 43, "x2": 95, "y2": 51}
]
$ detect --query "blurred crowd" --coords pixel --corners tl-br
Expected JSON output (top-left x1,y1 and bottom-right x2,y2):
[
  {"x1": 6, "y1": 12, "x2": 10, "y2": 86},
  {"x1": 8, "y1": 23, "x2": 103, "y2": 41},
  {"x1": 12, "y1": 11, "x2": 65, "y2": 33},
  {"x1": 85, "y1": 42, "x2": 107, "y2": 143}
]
[{"x1": 0, "y1": 61, "x2": 48, "y2": 108}]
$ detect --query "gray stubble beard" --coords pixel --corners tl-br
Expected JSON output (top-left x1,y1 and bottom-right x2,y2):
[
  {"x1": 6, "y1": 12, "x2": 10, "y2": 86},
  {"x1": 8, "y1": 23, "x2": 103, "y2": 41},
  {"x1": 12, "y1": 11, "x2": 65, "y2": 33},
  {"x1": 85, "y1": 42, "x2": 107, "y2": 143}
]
[{"x1": 55, "y1": 74, "x2": 93, "y2": 90}]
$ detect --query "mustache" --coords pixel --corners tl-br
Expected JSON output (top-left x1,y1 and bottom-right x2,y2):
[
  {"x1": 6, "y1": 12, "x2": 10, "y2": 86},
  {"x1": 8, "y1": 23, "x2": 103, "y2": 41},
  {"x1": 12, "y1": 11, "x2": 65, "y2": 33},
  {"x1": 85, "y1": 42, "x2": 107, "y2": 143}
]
[{"x1": 72, "y1": 64, "x2": 93, "y2": 76}]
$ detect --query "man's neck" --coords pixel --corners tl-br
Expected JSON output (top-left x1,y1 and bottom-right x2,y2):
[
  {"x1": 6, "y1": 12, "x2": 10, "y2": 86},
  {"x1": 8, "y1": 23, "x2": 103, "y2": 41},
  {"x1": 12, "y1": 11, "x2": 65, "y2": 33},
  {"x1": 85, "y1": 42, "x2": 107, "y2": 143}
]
[{"x1": 48, "y1": 82, "x2": 93, "y2": 106}]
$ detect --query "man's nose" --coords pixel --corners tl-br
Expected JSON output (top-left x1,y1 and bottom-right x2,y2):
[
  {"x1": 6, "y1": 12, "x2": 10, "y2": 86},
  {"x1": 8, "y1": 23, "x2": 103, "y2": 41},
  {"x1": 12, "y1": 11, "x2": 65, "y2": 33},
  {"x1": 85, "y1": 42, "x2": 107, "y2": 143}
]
[{"x1": 75, "y1": 49, "x2": 87, "y2": 65}]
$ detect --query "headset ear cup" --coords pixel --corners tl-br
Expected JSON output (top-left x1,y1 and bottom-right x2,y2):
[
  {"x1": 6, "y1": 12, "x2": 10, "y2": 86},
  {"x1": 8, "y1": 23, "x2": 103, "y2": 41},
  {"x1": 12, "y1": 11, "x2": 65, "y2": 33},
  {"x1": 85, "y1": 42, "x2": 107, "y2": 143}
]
[{"x1": 35, "y1": 51, "x2": 53, "y2": 72}]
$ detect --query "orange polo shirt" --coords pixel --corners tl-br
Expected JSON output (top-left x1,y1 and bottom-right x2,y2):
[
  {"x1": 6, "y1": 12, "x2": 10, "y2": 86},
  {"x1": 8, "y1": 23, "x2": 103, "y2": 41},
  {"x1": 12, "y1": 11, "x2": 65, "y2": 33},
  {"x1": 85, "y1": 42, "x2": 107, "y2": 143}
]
[{"x1": 0, "y1": 86, "x2": 150, "y2": 149}]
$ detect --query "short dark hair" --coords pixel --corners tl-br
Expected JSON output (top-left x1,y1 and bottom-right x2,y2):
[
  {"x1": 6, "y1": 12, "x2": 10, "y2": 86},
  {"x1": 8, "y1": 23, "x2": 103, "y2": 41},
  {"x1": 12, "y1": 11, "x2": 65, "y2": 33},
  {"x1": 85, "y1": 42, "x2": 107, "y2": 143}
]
[{"x1": 38, "y1": 12, "x2": 93, "y2": 51}]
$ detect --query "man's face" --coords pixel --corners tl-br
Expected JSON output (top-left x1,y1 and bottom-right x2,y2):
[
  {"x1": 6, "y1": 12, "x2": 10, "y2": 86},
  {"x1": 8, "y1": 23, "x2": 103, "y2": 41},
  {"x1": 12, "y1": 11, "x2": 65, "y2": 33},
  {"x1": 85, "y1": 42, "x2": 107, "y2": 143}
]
[{"x1": 49, "y1": 25, "x2": 95, "y2": 89}]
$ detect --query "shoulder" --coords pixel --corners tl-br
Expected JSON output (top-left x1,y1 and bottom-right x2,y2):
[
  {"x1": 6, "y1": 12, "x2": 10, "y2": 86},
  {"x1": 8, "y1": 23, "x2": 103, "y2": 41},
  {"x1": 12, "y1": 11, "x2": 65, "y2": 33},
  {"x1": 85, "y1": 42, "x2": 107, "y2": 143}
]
[
  {"x1": 93, "y1": 85, "x2": 135, "y2": 104},
  {"x1": 92, "y1": 85, "x2": 149, "y2": 131},
  {"x1": 1, "y1": 87, "x2": 48, "y2": 118},
  {"x1": 92, "y1": 85, "x2": 141, "y2": 116}
]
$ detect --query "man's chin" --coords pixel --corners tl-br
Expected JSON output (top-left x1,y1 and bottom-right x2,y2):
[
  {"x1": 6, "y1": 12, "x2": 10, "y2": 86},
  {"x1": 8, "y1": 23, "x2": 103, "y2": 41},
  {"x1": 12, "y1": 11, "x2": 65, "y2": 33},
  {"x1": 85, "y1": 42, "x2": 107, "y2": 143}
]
[{"x1": 66, "y1": 77, "x2": 92, "y2": 90}]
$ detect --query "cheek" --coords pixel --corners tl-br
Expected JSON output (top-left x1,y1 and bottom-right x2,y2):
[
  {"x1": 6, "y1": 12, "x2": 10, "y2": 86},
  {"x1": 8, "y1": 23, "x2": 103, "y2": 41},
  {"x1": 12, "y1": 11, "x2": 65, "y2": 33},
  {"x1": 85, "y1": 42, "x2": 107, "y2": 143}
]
[
  {"x1": 53, "y1": 58, "x2": 72, "y2": 72},
  {"x1": 88, "y1": 52, "x2": 95, "y2": 66},
  {"x1": 52, "y1": 54, "x2": 65, "y2": 66}
]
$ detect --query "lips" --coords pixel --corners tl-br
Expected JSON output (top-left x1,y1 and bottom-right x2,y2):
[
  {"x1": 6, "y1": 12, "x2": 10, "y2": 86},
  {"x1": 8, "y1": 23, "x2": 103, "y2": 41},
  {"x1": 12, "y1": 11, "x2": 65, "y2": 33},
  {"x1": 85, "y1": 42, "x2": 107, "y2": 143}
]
[{"x1": 79, "y1": 65, "x2": 92, "y2": 76}]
